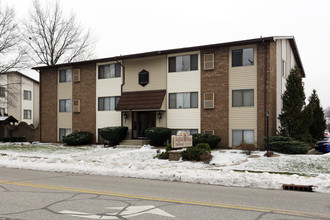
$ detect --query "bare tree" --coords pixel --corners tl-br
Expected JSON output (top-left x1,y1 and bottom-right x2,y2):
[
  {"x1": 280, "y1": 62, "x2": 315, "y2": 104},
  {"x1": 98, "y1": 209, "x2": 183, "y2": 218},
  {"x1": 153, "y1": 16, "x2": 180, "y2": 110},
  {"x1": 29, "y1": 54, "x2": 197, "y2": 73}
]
[
  {"x1": 22, "y1": 0, "x2": 94, "y2": 66},
  {"x1": 0, "y1": 3, "x2": 26, "y2": 74},
  {"x1": 0, "y1": 3, "x2": 27, "y2": 109}
]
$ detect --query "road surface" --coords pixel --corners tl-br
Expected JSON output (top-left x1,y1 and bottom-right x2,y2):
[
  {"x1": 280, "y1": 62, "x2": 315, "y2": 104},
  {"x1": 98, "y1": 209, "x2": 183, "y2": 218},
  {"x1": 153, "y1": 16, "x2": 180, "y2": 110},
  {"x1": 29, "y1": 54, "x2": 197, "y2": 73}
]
[{"x1": 0, "y1": 167, "x2": 329, "y2": 219}]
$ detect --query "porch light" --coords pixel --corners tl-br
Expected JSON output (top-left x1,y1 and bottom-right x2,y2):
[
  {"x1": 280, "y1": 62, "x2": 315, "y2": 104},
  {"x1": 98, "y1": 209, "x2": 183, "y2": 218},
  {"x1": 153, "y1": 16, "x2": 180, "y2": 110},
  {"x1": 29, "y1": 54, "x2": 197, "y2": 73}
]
[
  {"x1": 123, "y1": 112, "x2": 128, "y2": 123},
  {"x1": 158, "y1": 111, "x2": 162, "y2": 123}
]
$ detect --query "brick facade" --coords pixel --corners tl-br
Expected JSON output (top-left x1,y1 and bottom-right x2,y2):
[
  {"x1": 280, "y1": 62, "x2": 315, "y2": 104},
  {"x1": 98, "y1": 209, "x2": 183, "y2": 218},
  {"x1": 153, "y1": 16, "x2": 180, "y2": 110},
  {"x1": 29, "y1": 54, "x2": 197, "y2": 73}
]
[
  {"x1": 72, "y1": 63, "x2": 96, "y2": 142},
  {"x1": 256, "y1": 42, "x2": 277, "y2": 148},
  {"x1": 201, "y1": 48, "x2": 229, "y2": 148},
  {"x1": 40, "y1": 68, "x2": 58, "y2": 142}
]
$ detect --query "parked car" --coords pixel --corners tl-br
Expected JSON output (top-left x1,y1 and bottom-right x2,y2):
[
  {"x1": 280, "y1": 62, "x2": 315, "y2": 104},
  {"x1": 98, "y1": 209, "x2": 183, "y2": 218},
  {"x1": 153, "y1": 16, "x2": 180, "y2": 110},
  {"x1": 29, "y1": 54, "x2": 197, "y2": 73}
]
[{"x1": 315, "y1": 137, "x2": 330, "y2": 153}]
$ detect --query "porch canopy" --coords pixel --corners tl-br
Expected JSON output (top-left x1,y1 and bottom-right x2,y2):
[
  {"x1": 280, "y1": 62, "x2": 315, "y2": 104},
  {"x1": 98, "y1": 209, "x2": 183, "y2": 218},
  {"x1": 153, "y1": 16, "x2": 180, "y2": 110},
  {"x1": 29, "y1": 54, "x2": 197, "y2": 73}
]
[
  {"x1": 0, "y1": 116, "x2": 19, "y2": 125},
  {"x1": 116, "y1": 90, "x2": 166, "y2": 111}
]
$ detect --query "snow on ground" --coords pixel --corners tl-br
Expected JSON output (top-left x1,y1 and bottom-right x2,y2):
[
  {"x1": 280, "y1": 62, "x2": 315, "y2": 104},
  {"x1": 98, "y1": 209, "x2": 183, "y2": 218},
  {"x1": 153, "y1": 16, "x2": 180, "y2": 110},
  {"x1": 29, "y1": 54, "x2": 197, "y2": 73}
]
[{"x1": 0, "y1": 143, "x2": 329, "y2": 194}]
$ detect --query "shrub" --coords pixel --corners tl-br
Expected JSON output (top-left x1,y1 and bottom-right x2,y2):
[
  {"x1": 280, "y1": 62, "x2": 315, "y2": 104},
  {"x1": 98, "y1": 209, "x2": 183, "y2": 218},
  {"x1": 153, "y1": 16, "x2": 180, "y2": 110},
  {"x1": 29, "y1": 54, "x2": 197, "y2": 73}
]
[
  {"x1": 155, "y1": 144, "x2": 173, "y2": 160},
  {"x1": 268, "y1": 140, "x2": 310, "y2": 154},
  {"x1": 266, "y1": 136, "x2": 294, "y2": 143},
  {"x1": 0, "y1": 137, "x2": 26, "y2": 142},
  {"x1": 182, "y1": 143, "x2": 212, "y2": 161},
  {"x1": 99, "y1": 126, "x2": 128, "y2": 146},
  {"x1": 238, "y1": 143, "x2": 256, "y2": 155},
  {"x1": 62, "y1": 131, "x2": 93, "y2": 146},
  {"x1": 145, "y1": 127, "x2": 171, "y2": 146},
  {"x1": 192, "y1": 134, "x2": 221, "y2": 149}
]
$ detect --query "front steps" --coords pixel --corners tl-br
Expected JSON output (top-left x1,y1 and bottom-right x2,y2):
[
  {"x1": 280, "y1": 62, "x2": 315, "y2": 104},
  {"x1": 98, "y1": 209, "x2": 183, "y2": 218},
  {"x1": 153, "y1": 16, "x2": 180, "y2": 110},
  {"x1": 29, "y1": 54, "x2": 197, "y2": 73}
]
[{"x1": 117, "y1": 139, "x2": 149, "y2": 148}]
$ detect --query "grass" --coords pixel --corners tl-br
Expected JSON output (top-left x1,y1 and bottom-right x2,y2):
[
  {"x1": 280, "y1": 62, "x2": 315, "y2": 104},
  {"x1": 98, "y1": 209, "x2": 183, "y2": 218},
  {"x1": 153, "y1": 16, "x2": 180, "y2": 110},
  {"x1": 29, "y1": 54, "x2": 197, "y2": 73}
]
[
  {"x1": 0, "y1": 145, "x2": 91, "y2": 154},
  {"x1": 232, "y1": 169, "x2": 317, "y2": 177}
]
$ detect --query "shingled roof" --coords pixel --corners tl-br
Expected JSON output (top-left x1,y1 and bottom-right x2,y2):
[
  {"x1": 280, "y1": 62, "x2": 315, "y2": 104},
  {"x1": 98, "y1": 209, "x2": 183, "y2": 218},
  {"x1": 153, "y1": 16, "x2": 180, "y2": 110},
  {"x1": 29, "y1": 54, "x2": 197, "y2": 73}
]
[{"x1": 116, "y1": 90, "x2": 166, "y2": 111}]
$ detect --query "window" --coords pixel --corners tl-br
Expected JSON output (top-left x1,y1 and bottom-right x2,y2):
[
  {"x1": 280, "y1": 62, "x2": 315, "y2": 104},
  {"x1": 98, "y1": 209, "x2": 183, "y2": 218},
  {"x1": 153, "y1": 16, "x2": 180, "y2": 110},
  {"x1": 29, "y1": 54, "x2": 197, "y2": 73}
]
[
  {"x1": 0, "y1": 87, "x2": 5, "y2": 97},
  {"x1": 98, "y1": 63, "x2": 121, "y2": 79},
  {"x1": 169, "y1": 92, "x2": 198, "y2": 109},
  {"x1": 23, "y1": 110, "x2": 31, "y2": 119},
  {"x1": 232, "y1": 130, "x2": 254, "y2": 147},
  {"x1": 282, "y1": 60, "x2": 286, "y2": 77},
  {"x1": 139, "y1": 70, "x2": 149, "y2": 87},
  {"x1": 59, "y1": 69, "x2": 72, "y2": 82},
  {"x1": 232, "y1": 89, "x2": 254, "y2": 107},
  {"x1": 24, "y1": 90, "x2": 31, "y2": 100},
  {"x1": 204, "y1": 130, "x2": 214, "y2": 135},
  {"x1": 0, "y1": 108, "x2": 5, "y2": 116},
  {"x1": 59, "y1": 128, "x2": 71, "y2": 142},
  {"x1": 171, "y1": 129, "x2": 198, "y2": 135},
  {"x1": 232, "y1": 48, "x2": 254, "y2": 67},
  {"x1": 59, "y1": 99, "x2": 72, "y2": 112},
  {"x1": 98, "y1": 96, "x2": 120, "y2": 111},
  {"x1": 168, "y1": 54, "x2": 198, "y2": 72}
]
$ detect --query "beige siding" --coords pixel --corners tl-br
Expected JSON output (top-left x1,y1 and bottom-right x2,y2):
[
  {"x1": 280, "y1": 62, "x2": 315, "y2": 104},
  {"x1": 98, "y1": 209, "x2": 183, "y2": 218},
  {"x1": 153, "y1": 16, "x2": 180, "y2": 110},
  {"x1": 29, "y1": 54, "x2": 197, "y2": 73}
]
[
  {"x1": 229, "y1": 45, "x2": 257, "y2": 147},
  {"x1": 123, "y1": 56, "x2": 167, "y2": 92},
  {"x1": 57, "y1": 69, "x2": 72, "y2": 141},
  {"x1": 21, "y1": 77, "x2": 34, "y2": 125},
  {"x1": 96, "y1": 61, "x2": 122, "y2": 142},
  {"x1": 167, "y1": 51, "x2": 201, "y2": 131},
  {"x1": 0, "y1": 74, "x2": 8, "y2": 114},
  {"x1": 276, "y1": 39, "x2": 298, "y2": 130}
]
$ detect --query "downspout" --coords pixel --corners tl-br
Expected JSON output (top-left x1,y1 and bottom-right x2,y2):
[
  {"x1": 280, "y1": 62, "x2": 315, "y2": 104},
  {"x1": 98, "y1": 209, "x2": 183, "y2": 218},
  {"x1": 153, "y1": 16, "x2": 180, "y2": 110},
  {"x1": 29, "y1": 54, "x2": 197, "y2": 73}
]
[
  {"x1": 115, "y1": 58, "x2": 125, "y2": 127},
  {"x1": 262, "y1": 40, "x2": 268, "y2": 136}
]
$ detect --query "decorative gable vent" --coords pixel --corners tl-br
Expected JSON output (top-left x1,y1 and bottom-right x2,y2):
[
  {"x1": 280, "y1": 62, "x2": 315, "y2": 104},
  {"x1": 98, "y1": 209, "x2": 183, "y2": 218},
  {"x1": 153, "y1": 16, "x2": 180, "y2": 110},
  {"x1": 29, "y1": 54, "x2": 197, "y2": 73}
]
[
  {"x1": 73, "y1": 69, "x2": 80, "y2": 82},
  {"x1": 138, "y1": 69, "x2": 149, "y2": 87},
  {"x1": 204, "y1": 53, "x2": 214, "y2": 70},
  {"x1": 204, "y1": 92, "x2": 214, "y2": 109},
  {"x1": 73, "y1": 99, "x2": 80, "y2": 113},
  {"x1": 204, "y1": 130, "x2": 214, "y2": 135}
]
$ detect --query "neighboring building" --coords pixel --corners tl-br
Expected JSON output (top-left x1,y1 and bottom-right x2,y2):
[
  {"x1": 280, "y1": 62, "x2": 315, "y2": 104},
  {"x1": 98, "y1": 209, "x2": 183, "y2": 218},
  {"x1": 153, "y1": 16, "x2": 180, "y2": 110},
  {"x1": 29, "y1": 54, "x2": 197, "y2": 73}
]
[
  {"x1": 0, "y1": 71, "x2": 40, "y2": 127},
  {"x1": 33, "y1": 36, "x2": 305, "y2": 148}
]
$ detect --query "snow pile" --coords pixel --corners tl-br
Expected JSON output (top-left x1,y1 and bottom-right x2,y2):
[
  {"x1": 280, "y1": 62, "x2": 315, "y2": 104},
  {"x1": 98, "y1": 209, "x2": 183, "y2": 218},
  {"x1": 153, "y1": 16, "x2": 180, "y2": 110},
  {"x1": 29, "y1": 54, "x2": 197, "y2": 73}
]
[{"x1": 0, "y1": 143, "x2": 329, "y2": 193}]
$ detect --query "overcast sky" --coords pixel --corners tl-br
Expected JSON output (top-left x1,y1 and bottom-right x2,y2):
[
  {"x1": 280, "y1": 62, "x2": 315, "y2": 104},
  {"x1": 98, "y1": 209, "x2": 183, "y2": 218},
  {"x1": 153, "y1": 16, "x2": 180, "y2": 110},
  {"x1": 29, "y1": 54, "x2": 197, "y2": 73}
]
[{"x1": 3, "y1": 0, "x2": 330, "y2": 108}]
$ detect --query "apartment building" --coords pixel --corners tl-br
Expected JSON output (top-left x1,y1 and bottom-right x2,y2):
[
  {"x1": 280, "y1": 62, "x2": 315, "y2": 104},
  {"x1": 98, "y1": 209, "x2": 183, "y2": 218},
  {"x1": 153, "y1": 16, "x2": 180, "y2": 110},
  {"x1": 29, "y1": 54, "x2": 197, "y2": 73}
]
[
  {"x1": 33, "y1": 36, "x2": 305, "y2": 148},
  {"x1": 0, "y1": 71, "x2": 39, "y2": 126}
]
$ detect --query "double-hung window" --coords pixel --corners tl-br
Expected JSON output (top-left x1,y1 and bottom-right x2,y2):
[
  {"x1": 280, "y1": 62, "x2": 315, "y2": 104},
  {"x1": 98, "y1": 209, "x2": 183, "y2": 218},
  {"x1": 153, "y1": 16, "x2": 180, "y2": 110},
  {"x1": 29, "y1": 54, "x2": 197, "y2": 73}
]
[
  {"x1": 98, "y1": 63, "x2": 121, "y2": 79},
  {"x1": 24, "y1": 90, "x2": 31, "y2": 100},
  {"x1": 168, "y1": 54, "x2": 198, "y2": 72},
  {"x1": 23, "y1": 110, "x2": 31, "y2": 119},
  {"x1": 59, "y1": 99, "x2": 72, "y2": 112},
  {"x1": 169, "y1": 92, "x2": 198, "y2": 109},
  {"x1": 232, "y1": 130, "x2": 254, "y2": 147},
  {"x1": 98, "y1": 96, "x2": 120, "y2": 111},
  {"x1": 232, "y1": 48, "x2": 254, "y2": 67},
  {"x1": 232, "y1": 89, "x2": 254, "y2": 107},
  {"x1": 59, "y1": 69, "x2": 72, "y2": 82}
]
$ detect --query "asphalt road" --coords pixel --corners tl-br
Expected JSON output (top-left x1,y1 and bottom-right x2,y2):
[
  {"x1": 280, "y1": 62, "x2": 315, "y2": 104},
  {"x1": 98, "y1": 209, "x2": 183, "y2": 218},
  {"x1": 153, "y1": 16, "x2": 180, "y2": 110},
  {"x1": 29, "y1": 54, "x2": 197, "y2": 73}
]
[{"x1": 0, "y1": 167, "x2": 329, "y2": 220}]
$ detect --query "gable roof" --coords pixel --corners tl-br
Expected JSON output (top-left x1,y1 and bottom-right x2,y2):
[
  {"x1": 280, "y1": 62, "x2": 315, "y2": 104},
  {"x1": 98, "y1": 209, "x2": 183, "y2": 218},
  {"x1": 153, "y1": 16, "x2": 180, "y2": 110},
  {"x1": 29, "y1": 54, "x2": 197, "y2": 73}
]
[
  {"x1": 5, "y1": 71, "x2": 39, "y2": 84},
  {"x1": 32, "y1": 36, "x2": 305, "y2": 77}
]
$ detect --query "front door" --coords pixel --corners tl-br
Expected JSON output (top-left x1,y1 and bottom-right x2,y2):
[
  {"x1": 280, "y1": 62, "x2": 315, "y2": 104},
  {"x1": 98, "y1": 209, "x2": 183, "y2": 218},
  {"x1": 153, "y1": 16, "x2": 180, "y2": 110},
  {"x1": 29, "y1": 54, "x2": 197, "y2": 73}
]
[{"x1": 132, "y1": 111, "x2": 156, "y2": 139}]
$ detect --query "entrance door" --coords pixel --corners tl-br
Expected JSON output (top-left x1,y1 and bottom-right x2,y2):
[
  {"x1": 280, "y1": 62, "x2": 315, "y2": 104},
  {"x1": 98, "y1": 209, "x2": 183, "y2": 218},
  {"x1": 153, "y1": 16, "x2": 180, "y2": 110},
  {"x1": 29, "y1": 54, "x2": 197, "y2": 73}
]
[{"x1": 132, "y1": 111, "x2": 156, "y2": 139}]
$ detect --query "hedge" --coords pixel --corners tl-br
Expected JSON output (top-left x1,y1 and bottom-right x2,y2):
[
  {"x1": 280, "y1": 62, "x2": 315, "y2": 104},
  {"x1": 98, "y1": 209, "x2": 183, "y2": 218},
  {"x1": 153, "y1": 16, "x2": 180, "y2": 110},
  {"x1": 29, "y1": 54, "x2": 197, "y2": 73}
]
[
  {"x1": 99, "y1": 126, "x2": 128, "y2": 146},
  {"x1": 192, "y1": 134, "x2": 221, "y2": 149},
  {"x1": 0, "y1": 137, "x2": 26, "y2": 142},
  {"x1": 62, "y1": 131, "x2": 93, "y2": 146},
  {"x1": 266, "y1": 136, "x2": 310, "y2": 154},
  {"x1": 182, "y1": 143, "x2": 212, "y2": 161},
  {"x1": 145, "y1": 127, "x2": 171, "y2": 146}
]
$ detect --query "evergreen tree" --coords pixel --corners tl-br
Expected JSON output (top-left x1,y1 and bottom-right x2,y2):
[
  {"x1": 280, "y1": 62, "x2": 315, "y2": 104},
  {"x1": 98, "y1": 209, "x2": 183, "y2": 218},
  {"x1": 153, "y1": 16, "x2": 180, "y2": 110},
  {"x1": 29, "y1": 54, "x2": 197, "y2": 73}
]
[
  {"x1": 305, "y1": 90, "x2": 326, "y2": 140},
  {"x1": 278, "y1": 66, "x2": 308, "y2": 140}
]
